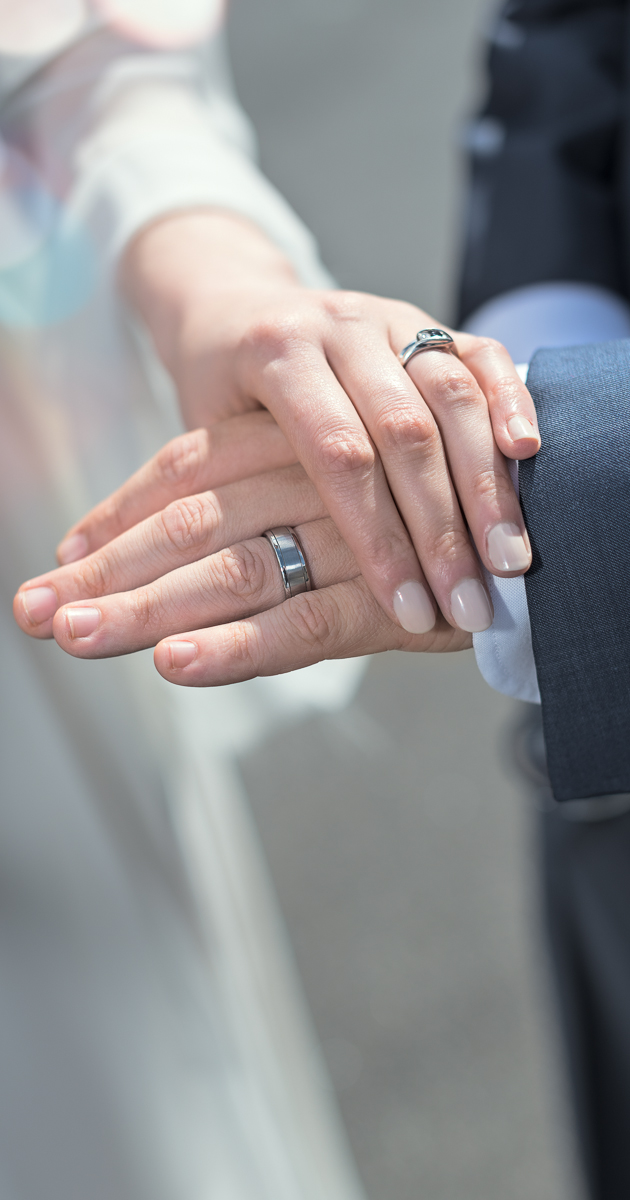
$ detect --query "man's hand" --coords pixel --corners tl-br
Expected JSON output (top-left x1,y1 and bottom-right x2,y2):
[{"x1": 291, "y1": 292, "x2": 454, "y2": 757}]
[
  {"x1": 117, "y1": 210, "x2": 540, "y2": 636},
  {"x1": 14, "y1": 419, "x2": 470, "y2": 682},
  {"x1": 55, "y1": 411, "x2": 297, "y2": 566}
]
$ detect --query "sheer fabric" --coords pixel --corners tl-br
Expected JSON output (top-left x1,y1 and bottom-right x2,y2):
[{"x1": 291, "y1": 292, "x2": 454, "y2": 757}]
[{"x1": 0, "y1": 9, "x2": 366, "y2": 1197}]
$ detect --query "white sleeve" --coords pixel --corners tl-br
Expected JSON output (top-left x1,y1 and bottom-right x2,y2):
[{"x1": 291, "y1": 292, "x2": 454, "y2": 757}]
[
  {"x1": 464, "y1": 281, "x2": 630, "y2": 705},
  {"x1": 0, "y1": 14, "x2": 332, "y2": 286}
]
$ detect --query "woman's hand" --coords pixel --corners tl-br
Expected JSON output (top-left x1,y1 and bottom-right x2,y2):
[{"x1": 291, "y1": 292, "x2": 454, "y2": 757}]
[
  {"x1": 118, "y1": 210, "x2": 539, "y2": 636},
  {"x1": 14, "y1": 419, "x2": 470, "y2": 679}
]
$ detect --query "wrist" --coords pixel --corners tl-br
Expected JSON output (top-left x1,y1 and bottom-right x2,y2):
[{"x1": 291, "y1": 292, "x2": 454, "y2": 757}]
[{"x1": 120, "y1": 209, "x2": 299, "y2": 371}]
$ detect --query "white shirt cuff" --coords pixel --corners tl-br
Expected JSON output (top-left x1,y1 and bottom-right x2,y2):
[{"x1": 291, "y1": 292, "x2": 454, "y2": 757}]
[{"x1": 465, "y1": 282, "x2": 630, "y2": 704}]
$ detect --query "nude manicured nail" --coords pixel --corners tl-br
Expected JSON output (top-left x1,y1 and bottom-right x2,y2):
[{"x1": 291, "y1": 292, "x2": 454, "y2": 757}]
[
  {"x1": 450, "y1": 578, "x2": 493, "y2": 632},
  {"x1": 167, "y1": 640, "x2": 198, "y2": 668},
  {"x1": 21, "y1": 586, "x2": 58, "y2": 625},
  {"x1": 65, "y1": 607, "x2": 100, "y2": 639},
  {"x1": 57, "y1": 533, "x2": 88, "y2": 565},
  {"x1": 393, "y1": 581, "x2": 435, "y2": 634},
  {"x1": 487, "y1": 522, "x2": 530, "y2": 572},
  {"x1": 507, "y1": 415, "x2": 537, "y2": 442}
]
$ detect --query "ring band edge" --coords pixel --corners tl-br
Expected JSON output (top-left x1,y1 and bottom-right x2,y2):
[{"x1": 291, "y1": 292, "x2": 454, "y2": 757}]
[{"x1": 264, "y1": 526, "x2": 312, "y2": 600}]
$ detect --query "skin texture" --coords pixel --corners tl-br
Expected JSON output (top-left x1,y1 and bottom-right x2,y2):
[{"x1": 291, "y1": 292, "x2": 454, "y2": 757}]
[
  {"x1": 15, "y1": 416, "x2": 466, "y2": 686},
  {"x1": 14, "y1": 210, "x2": 540, "y2": 682},
  {"x1": 116, "y1": 211, "x2": 539, "y2": 630}
]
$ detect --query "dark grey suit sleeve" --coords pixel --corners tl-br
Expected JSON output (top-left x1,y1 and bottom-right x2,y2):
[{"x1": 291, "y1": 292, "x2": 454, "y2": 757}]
[
  {"x1": 458, "y1": 0, "x2": 627, "y2": 322},
  {"x1": 520, "y1": 338, "x2": 630, "y2": 802}
]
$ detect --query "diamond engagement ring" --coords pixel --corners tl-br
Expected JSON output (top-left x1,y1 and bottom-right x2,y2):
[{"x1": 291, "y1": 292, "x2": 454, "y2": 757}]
[
  {"x1": 398, "y1": 328, "x2": 459, "y2": 369},
  {"x1": 263, "y1": 527, "x2": 312, "y2": 600}
]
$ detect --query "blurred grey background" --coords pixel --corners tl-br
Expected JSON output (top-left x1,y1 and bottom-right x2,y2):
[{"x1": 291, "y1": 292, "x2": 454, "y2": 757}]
[{"x1": 227, "y1": 3, "x2": 582, "y2": 1198}]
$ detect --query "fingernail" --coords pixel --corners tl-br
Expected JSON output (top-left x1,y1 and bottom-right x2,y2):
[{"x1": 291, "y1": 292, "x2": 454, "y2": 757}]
[
  {"x1": 21, "y1": 586, "x2": 58, "y2": 625},
  {"x1": 393, "y1": 580, "x2": 435, "y2": 634},
  {"x1": 487, "y1": 522, "x2": 531, "y2": 572},
  {"x1": 65, "y1": 607, "x2": 100, "y2": 639},
  {"x1": 507, "y1": 415, "x2": 537, "y2": 442},
  {"x1": 57, "y1": 533, "x2": 88, "y2": 565},
  {"x1": 450, "y1": 578, "x2": 493, "y2": 632},
  {"x1": 167, "y1": 640, "x2": 198, "y2": 669}
]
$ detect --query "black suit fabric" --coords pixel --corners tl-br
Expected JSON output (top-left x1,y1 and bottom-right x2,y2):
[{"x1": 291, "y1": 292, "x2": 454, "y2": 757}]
[
  {"x1": 541, "y1": 804, "x2": 630, "y2": 1200},
  {"x1": 458, "y1": 0, "x2": 628, "y2": 323},
  {"x1": 457, "y1": 4, "x2": 630, "y2": 1198}
]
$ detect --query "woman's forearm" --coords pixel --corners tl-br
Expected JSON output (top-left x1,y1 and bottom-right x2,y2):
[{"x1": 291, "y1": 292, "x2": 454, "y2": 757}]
[{"x1": 120, "y1": 210, "x2": 299, "y2": 377}]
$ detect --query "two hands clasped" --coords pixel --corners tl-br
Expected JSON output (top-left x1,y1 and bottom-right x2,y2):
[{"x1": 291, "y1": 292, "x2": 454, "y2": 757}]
[{"x1": 12, "y1": 214, "x2": 540, "y2": 685}]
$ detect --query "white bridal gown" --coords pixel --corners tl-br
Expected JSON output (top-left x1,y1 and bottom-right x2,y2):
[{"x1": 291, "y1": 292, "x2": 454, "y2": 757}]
[{"x1": 0, "y1": 6, "x2": 366, "y2": 1198}]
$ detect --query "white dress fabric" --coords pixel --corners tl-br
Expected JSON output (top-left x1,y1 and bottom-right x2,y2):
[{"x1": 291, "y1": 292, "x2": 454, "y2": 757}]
[{"x1": 0, "y1": 9, "x2": 366, "y2": 1199}]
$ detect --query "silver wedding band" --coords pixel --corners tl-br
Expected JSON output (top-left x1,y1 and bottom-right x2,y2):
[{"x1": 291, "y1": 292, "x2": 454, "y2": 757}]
[
  {"x1": 398, "y1": 327, "x2": 459, "y2": 369},
  {"x1": 264, "y1": 526, "x2": 312, "y2": 599}
]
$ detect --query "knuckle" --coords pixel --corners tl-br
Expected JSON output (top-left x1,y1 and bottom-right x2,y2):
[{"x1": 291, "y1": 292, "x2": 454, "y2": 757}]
[
  {"x1": 488, "y1": 376, "x2": 526, "y2": 408},
  {"x1": 216, "y1": 543, "x2": 267, "y2": 606},
  {"x1": 429, "y1": 369, "x2": 480, "y2": 412},
  {"x1": 321, "y1": 290, "x2": 365, "y2": 323},
  {"x1": 285, "y1": 590, "x2": 339, "y2": 651},
  {"x1": 226, "y1": 619, "x2": 263, "y2": 674},
  {"x1": 129, "y1": 584, "x2": 162, "y2": 635},
  {"x1": 365, "y1": 529, "x2": 414, "y2": 573},
  {"x1": 472, "y1": 467, "x2": 516, "y2": 505},
  {"x1": 156, "y1": 429, "x2": 208, "y2": 489},
  {"x1": 469, "y1": 335, "x2": 502, "y2": 357},
  {"x1": 76, "y1": 554, "x2": 112, "y2": 598},
  {"x1": 428, "y1": 525, "x2": 473, "y2": 566},
  {"x1": 243, "y1": 313, "x2": 306, "y2": 362},
  {"x1": 315, "y1": 430, "x2": 376, "y2": 481},
  {"x1": 375, "y1": 402, "x2": 438, "y2": 456},
  {"x1": 158, "y1": 495, "x2": 208, "y2": 553}
]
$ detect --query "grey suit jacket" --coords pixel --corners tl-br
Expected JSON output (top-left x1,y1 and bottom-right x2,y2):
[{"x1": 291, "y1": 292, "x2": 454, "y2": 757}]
[{"x1": 458, "y1": 0, "x2": 630, "y2": 802}]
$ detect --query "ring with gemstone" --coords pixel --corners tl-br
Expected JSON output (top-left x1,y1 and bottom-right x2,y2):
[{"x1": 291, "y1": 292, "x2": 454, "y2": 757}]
[{"x1": 398, "y1": 328, "x2": 459, "y2": 369}]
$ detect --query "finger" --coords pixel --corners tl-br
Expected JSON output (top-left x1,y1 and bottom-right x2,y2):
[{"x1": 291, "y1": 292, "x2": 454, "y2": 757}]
[
  {"x1": 155, "y1": 575, "x2": 470, "y2": 687},
  {"x1": 453, "y1": 332, "x2": 540, "y2": 458},
  {"x1": 50, "y1": 518, "x2": 360, "y2": 659},
  {"x1": 328, "y1": 328, "x2": 496, "y2": 630},
  {"x1": 15, "y1": 465, "x2": 325, "y2": 639},
  {"x1": 56, "y1": 412, "x2": 296, "y2": 564},
  {"x1": 401, "y1": 345, "x2": 532, "y2": 578},
  {"x1": 243, "y1": 336, "x2": 437, "y2": 635}
]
